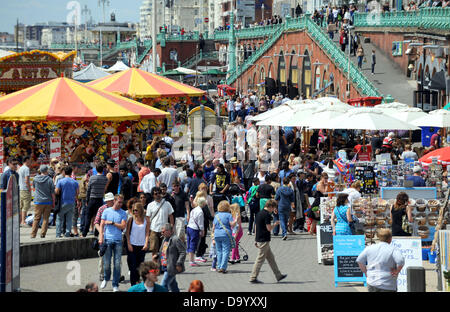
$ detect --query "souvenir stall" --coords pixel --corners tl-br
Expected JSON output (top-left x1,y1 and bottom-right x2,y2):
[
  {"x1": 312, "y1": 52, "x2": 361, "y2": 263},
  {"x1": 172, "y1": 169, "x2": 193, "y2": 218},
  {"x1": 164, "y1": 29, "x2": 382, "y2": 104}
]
[
  {"x1": 87, "y1": 68, "x2": 206, "y2": 137},
  {"x1": 0, "y1": 50, "x2": 75, "y2": 94},
  {"x1": 0, "y1": 77, "x2": 168, "y2": 173}
]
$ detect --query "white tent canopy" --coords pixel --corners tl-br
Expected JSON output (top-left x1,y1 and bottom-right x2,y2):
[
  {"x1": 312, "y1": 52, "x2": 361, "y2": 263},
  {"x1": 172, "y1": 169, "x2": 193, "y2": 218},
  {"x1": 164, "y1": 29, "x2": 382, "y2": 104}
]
[
  {"x1": 73, "y1": 63, "x2": 111, "y2": 81},
  {"x1": 106, "y1": 60, "x2": 130, "y2": 72}
]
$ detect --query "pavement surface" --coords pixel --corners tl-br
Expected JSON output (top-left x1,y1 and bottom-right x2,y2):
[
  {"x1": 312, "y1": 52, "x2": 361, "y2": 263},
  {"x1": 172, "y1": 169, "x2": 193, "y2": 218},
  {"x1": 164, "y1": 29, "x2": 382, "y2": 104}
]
[
  {"x1": 332, "y1": 33, "x2": 416, "y2": 104},
  {"x1": 18, "y1": 222, "x2": 439, "y2": 292}
]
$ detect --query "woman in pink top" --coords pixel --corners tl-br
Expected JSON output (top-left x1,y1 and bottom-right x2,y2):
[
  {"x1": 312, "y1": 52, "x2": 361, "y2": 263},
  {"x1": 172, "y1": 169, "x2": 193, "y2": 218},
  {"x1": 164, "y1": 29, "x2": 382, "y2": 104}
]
[{"x1": 229, "y1": 203, "x2": 243, "y2": 264}]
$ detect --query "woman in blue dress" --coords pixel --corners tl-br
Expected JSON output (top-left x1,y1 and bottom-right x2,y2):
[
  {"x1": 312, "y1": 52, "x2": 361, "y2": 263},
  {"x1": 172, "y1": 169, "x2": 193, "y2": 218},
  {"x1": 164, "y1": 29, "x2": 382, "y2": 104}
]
[{"x1": 331, "y1": 193, "x2": 353, "y2": 235}]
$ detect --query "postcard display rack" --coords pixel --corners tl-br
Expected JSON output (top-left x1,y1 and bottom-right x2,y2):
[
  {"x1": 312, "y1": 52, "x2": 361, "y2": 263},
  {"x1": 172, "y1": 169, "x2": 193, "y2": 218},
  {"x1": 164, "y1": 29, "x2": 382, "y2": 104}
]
[
  {"x1": 426, "y1": 160, "x2": 445, "y2": 198},
  {"x1": 320, "y1": 196, "x2": 444, "y2": 246},
  {"x1": 376, "y1": 161, "x2": 415, "y2": 188}
]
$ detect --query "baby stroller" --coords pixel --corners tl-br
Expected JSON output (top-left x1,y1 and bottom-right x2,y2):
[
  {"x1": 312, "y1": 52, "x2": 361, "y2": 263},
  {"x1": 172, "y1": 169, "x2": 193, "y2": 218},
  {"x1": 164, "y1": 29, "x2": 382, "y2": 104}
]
[{"x1": 238, "y1": 242, "x2": 249, "y2": 261}]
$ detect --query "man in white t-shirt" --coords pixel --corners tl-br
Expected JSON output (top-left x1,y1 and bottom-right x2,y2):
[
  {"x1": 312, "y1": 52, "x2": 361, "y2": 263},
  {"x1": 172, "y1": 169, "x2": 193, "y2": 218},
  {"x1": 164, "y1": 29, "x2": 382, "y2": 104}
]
[
  {"x1": 140, "y1": 168, "x2": 161, "y2": 194},
  {"x1": 157, "y1": 157, "x2": 179, "y2": 193},
  {"x1": 146, "y1": 186, "x2": 174, "y2": 257},
  {"x1": 163, "y1": 131, "x2": 174, "y2": 148},
  {"x1": 18, "y1": 156, "x2": 32, "y2": 225}
]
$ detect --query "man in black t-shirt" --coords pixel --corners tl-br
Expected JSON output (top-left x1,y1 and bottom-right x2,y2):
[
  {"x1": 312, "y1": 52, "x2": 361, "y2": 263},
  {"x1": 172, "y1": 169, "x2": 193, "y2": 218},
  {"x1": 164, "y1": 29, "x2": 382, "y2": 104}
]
[
  {"x1": 186, "y1": 169, "x2": 206, "y2": 200},
  {"x1": 249, "y1": 199, "x2": 287, "y2": 284},
  {"x1": 210, "y1": 164, "x2": 230, "y2": 211},
  {"x1": 257, "y1": 175, "x2": 275, "y2": 210},
  {"x1": 171, "y1": 181, "x2": 189, "y2": 241},
  {"x1": 209, "y1": 164, "x2": 230, "y2": 195}
]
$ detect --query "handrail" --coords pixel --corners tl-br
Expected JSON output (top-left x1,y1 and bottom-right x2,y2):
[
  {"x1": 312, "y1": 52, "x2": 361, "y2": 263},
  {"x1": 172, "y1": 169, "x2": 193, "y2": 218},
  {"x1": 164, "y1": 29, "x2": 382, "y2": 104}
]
[
  {"x1": 226, "y1": 15, "x2": 381, "y2": 97},
  {"x1": 137, "y1": 42, "x2": 152, "y2": 65},
  {"x1": 353, "y1": 7, "x2": 450, "y2": 29},
  {"x1": 214, "y1": 8, "x2": 450, "y2": 41},
  {"x1": 182, "y1": 51, "x2": 219, "y2": 68}
]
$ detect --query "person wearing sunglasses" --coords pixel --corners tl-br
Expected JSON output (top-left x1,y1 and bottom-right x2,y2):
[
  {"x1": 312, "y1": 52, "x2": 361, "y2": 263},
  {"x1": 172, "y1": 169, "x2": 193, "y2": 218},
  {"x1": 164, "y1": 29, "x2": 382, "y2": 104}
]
[
  {"x1": 146, "y1": 187, "x2": 174, "y2": 258},
  {"x1": 125, "y1": 202, "x2": 149, "y2": 286},
  {"x1": 1, "y1": 157, "x2": 19, "y2": 192},
  {"x1": 128, "y1": 261, "x2": 168, "y2": 292}
]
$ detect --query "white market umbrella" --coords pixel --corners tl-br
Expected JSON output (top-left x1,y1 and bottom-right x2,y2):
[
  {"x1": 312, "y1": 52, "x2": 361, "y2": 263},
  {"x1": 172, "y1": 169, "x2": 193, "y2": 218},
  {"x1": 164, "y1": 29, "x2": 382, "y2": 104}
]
[
  {"x1": 390, "y1": 107, "x2": 428, "y2": 124},
  {"x1": 305, "y1": 105, "x2": 351, "y2": 129},
  {"x1": 252, "y1": 98, "x2": 331, "y2": 122},
  {"x1": 376, "y1": 102, "x2": 410, "y2": 114},
  {"x1": 314, "y1": 96, "x2": 353, "y2": 109},
  {"x1": 411, "y1": 109, "x2": 450, "y2": 128},
  {"x1": 256, "y1": 103, "x2": 318, "y2": 127},
  {"x1": 106, "y1": 61, "x2": 130, "y2": 72},
  {"x1": 251, "y1": 102, "x2": 298, "y2": 122},
  {"x1": 319, "y1": 107, "x2": 420, "y2": 130}
]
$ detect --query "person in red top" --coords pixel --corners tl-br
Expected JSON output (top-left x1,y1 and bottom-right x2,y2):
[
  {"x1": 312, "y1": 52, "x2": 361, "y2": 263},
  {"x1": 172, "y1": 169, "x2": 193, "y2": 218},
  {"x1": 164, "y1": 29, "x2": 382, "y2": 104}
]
[
  {"x1": 430, "y1": 132, "x2": 441, "y2": 150},
  {"x1": 382, "y1": 132, "x2": 395, "y2": 153},
  {"x1": 136, "y1": 158, "x2": 150, "y2": 193}
]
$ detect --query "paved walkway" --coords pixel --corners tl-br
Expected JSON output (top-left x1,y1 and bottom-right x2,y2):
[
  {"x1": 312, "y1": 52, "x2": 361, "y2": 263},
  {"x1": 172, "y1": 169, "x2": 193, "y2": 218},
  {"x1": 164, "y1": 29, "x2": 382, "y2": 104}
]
[
  {"x1": 18, "y1": 223, "x2": 439, "y2": 292},
  {"x1": 331, "y1": 34, "x2": 416, "y2": 104}
]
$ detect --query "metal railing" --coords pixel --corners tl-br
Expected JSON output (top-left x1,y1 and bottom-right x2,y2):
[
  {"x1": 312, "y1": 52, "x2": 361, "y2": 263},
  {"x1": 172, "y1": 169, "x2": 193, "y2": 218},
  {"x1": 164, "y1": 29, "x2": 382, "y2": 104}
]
[
  {"x1": 225, "y1": 15, "x2": 381, "y2": 97},
  {"x1": 181, "y1": 51, "x2": 219, "y2": 68},
  {"x1": 353, "y1": 7, "x2": 450, "y2": 29}
]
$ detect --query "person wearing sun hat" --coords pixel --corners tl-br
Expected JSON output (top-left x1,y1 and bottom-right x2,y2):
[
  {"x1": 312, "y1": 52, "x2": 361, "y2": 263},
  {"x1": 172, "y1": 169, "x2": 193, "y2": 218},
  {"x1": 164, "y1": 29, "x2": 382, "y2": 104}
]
[{"x1": 229, "y1": 157, "x2": 243, "y2": 184}]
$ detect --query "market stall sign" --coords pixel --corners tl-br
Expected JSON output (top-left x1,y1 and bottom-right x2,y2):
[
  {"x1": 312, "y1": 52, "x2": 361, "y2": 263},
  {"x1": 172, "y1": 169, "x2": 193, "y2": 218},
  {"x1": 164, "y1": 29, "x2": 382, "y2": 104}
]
[
  {"x1": 0, "y1": 50, "x2": 75, "y2": 93},
  {"x1": 111, "y1": 135, "x2": 120, "y2": 172},
  {"x1": 317, "y1": 221, "x2": 334, "y2": 265},
  {"x1": 49, "y1": 137, "x2": 61, "y2": 160},
  {"x1": 333, "y1": 235, "x2": 366, "y2": 287},
  {"x1": 391, "y1": 237, "x2": 422, "y2": 292}
]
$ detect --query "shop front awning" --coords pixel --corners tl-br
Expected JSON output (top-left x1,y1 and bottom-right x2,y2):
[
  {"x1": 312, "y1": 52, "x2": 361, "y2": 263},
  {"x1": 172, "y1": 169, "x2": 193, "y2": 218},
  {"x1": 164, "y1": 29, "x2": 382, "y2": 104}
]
[{"x1": 428, "y1": 70, "x2": 447, "y2": 91}]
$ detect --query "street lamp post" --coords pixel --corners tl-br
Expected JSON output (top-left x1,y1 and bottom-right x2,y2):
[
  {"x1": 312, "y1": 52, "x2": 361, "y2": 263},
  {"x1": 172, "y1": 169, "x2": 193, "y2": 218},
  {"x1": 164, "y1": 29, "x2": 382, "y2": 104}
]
[
  {"x1": 98, "y1": 0, "x2": 110, "y2": 67},
  {"x1": 262, "y1": 4, "x2": 265, "y2": 22}
]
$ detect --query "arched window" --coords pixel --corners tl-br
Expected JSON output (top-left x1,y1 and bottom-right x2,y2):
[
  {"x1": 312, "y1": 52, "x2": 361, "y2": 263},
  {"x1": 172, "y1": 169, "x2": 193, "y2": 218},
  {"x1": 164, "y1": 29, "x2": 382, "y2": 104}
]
[
  {"x1": 268, "y1": 62, "x2": 273, "y2": 78},
  {"x1": 314, "y1": 66, "x2": 321, "y2": 92},
  {"x1": 278, "y1": 50, "x2": 286, "y2": 86},
  {"x1": 301, "y1": 50, "x2": 312, "y2": 99},
  {"x1": 289, "y1": 50, "x2": 299, "y2": 95}
]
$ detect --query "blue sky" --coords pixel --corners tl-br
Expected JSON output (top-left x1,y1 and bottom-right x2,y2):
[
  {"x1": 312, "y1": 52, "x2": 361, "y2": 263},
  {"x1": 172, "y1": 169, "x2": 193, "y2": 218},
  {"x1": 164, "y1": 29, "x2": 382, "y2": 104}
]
[{"x1": 0, "y1": 0, "x2": 142, "y2": 33}]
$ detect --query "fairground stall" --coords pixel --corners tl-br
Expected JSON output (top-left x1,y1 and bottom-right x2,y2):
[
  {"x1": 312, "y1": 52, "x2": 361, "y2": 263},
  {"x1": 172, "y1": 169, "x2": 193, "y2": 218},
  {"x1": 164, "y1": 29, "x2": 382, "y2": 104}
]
[
  {"x1": 0, "y1": 77, "x2": 168, "y2": 173},
  {"x1": 87, "y1": 68, "x2": 206, "y2": 138},
  {"x1": 0, "y1": 50, "x2": 75, "y2": 94}
]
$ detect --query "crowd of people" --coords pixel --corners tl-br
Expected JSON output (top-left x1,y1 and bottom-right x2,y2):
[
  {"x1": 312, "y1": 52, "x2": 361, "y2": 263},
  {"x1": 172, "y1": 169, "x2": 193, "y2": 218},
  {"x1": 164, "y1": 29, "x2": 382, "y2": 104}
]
[{"x1": 8, "y1": 84, "x2": 448, "y2": 292}]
